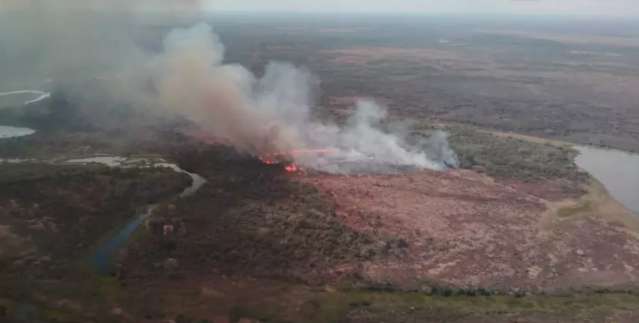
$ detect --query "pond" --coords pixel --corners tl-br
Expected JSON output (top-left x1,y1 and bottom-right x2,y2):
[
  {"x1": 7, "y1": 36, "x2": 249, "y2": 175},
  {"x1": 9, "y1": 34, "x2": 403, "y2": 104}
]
[
  {"x1": 575, "y1": 145, "x2": 639, "y2": 215},
  {"x1": 0, "y1": 125, "x2": 35, "y2": 139},
  {"x1": 0, "y1": 90, "x2": 49, "y2": 140}
]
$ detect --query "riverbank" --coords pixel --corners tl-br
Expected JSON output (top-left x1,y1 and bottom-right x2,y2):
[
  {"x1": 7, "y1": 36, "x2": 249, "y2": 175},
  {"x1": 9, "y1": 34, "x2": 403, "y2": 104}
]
[
  {"x1": 575, "y1": 146, "x2": 639, "y2": 215},
  {"x1": 72, "y1": 156, "x2": 208, "y2": 275},
  {"x1": 0, "y1": 153, "x2": 208, "y2": 277},
  {"x1": 0, "y1": 160, "x2": 193, "y2": 322},
  {"x1": 443, "y1": 122, "x2": 639, "y2": 217}
]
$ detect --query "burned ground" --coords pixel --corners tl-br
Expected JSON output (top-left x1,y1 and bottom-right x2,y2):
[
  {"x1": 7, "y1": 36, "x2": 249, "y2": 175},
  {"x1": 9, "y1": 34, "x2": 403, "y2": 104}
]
[
  {"x1": 123, "y1": 146, "x2": 387, "y2": 284},
  {"x1": 303, "y1": 170, "x2": 639, "y2": 291},
  {"x1": 121, "y1": 126, "x2": 639, "y2": 293},
  {"x1": 1, "y1": 128, "x2": 638, "y2": 322},
  {"x1": 111, "y1": 135, "x2": 639, "y2": 322}
]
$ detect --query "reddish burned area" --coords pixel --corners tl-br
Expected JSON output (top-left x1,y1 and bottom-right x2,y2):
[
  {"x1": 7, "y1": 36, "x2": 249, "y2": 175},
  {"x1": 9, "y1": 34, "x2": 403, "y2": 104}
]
[
  {"x1": 300, "y1": 169, "x2": 639, "y2": 291},
  {"x1": 125, "y1": 144, "x2": 639, "y2": 293},
  {"x1": 257, "y1": 154, "x2": 299, "y2": 173},
  {"x1": 258, "y1": 148, "x2": 339, "y2": 173},
  {"x1": 124, "y1": 146, "x2": 383, "y2": 285}
]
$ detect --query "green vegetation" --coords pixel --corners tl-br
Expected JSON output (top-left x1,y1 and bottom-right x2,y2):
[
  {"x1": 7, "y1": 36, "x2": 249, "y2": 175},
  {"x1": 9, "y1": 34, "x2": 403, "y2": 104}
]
[
  {"x1": 0, "y1": 162, "x2": 191, "y2": 323},
  {"x1": 443, "y1": 125, "x2": 586, "y2": 182},
  {"x1": 0, "y1": 162, "x2": 190, "y2": 258},
  {"x1": 557, "y1": 200, "x2": 593, "y2": 218}
]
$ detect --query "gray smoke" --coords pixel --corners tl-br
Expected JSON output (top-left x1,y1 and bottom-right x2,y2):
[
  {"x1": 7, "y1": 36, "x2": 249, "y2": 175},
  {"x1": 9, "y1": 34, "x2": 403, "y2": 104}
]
[
  {"x1": 147, "y1": 23, "x2": 458, "y2": 171},
  {"x1": 0, "y1": 2, "x2": 459, "y2": 173}
]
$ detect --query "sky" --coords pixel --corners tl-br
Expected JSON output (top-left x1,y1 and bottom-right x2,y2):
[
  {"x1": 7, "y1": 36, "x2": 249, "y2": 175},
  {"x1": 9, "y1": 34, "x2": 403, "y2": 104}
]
[
  {"x1": 204, "y1": 0, "x2": 639, "y2": 17},
  {"x1": 0, "y1": 0, "x2": 636, "y2": 17}
]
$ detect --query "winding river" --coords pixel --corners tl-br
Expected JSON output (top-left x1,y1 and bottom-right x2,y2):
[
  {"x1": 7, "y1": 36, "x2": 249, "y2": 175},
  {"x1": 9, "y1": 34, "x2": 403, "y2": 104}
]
[
  {"x1": 65, "y1": 156, "x2": 207, "y2": 274},
  {"x1": 0, "y1": 91, "x2": 203, "y2": 274},
  {"x1": 575, "y1": 146, "x2": 639, "y2": 215},
  {"x1": 0, "y1": 90, "x2": 51, "y2": 106},
  {"x1": 0, "y1": 152, "x2": 206, "y2": 274}
]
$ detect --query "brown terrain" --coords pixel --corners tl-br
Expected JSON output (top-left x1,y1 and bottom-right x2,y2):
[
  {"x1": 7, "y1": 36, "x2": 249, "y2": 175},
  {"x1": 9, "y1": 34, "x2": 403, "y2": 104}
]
[
  {"x1": 110, "y1": 136, "x2": 639, "y2": 322},
  {"x1": 302, "y1": 170, "x2": 639, "y2": 291}
]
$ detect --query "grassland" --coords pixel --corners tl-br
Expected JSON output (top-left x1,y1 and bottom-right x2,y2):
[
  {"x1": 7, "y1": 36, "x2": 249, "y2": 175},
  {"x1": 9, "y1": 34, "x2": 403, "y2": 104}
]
[
  {"x1": 442, "y1": 124, "x2": 586, "y2": 183},
  {"x1": 0, "y1": 162, "x2": 190, "y2": 323},
  {"x1": 207, "y1": 14, "x2": 639, "y2": 153}
]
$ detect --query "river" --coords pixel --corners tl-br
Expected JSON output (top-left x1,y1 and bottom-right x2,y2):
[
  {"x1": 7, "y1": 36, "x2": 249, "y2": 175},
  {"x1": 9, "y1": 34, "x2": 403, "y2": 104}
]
[
  {"x1": 0, "y1": 153, "x2": 206, "y2": 274},
  {"x1": 65, "y1": 156, "x2": 207, "y2": 274},
  {"x1": 0, "y1": 90, "x2": 51, "y2": 107},
  {"x1": 575, "y1": 145, "x2": 639, "y2": 215}
]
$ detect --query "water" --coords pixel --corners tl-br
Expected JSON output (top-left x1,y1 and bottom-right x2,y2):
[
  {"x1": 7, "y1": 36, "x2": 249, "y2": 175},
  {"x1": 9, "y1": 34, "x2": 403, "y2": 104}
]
[
  {"x1": 156, "y1": 162, "x2": 207, "y2": 198},
  {"x1": 575, "y1": 146, "x2": 639, "y2": 215},
  {"x1": 92, "y1": 206, "x2": 156, "y2": 275},
  {"x1": 76, "y1": 156, "x2": 207, "y2": 274},
  {"x1": 0, "y1": 126, "x2": 35, "y2": 139},
  {"x1": 65, "y1": 156, "x2": 127, "y2": 167},
  {"x1": 0, "y1": 90, "x2": 51, "y2": 106},
  {"x1": 0, "y1": 90, "x2": 45, "y2": 141},
  {"x1": 0, "y1": 154, "x2": 205, "y2": 274},
  {"x1": 65, "y1": 157, "x2": 207, "y2": 197}
]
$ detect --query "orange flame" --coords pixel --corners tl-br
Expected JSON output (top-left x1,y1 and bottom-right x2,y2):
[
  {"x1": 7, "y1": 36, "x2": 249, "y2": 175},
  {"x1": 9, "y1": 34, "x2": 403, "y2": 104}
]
[
  {"x1": 259, "y1": 156, "x2": 278, "y2": 165},
  {"x1": 259, "y1": 148, "x2": 334, "y2": 173},
  {"x1": 260, "y1": 148, "x2": 336, "y2": 163},
  {"x1": 284, "y1": 164, "x2": 299, "y2": 173}
]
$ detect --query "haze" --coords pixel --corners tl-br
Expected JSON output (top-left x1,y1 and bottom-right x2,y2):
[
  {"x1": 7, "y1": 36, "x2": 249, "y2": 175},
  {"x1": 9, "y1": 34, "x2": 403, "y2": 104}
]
[{"x1": 204, "y1": 0, "x2": 639, "y2": 17}]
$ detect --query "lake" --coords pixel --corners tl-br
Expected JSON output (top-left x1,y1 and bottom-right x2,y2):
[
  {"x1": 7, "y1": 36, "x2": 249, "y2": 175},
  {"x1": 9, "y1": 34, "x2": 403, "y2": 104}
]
[
  {"x1": 575, "y1": 146, "x2": 639, "y2": 215},
  {"x1": 0, "y1": 125, "x2": 35, "y2": 139}
]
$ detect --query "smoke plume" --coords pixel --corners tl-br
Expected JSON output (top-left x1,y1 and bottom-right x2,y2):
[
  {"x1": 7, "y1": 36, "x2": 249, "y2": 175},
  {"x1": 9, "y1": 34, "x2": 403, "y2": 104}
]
[
  {"x1": 147, "y1": 23, "x2": 458, "y2": 172},
  {"x1": 0, "y1": 1, "x2": 458, "y2": 173}
]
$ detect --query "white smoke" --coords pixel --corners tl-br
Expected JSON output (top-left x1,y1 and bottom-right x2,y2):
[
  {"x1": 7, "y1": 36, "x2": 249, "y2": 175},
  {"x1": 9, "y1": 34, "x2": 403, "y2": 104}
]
[
  {"x1": 146, "y1": 23, "x2": 458, "y2": 172},
  {"x1": 1, "y1": 1, "x2": 458, "y2": 173}
]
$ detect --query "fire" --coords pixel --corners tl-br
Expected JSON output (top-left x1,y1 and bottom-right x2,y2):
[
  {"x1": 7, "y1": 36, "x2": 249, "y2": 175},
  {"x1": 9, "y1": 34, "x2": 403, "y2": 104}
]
[
  {"x1": 259, "y1": 156, "x2": 278, "y2": 165},
  {"x1": 284, "y1": 163, "x2": 299, "y2": 173},
  {"x1": 258, "y1": 154, "x2": 301, "y2": 173},
  {"x1": 260, "y1": 148, "x2": 336, "y2": 162},
  {"x1": 259, "y1": 157, "x2": 300, "y2": 173},
  {"x1": 258, "y1": 148, "x2": 335, "y2": 173}
]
